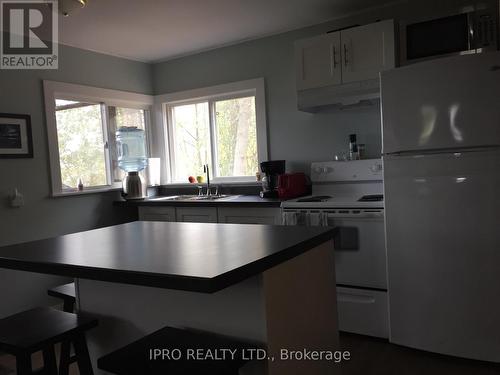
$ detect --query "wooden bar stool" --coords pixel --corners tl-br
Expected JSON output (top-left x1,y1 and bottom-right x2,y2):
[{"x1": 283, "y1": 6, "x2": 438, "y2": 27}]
[
  {"x1": 48, "y1": 282, "x2": 77, "y2": 374},
  {"x1": 0, "y1": 307, "x2": 97, "y2": 375},
  {"x1": 48, "y1": 282, "x2": 76, "y2": 313}
]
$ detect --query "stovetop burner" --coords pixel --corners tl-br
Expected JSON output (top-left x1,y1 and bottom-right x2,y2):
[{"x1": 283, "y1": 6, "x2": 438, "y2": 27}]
[
  {"x1": 358, "y1": 194, "x2": 384, "y2": 202},
  {"x1": 296, "y1": 195, "x2": 332, "y2": 203}
]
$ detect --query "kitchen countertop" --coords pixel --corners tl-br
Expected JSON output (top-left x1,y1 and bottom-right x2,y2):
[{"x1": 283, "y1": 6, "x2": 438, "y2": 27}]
[
  {"x1": 0, "y1": 221, "x2": 334, "y2": 293},
  {"x1": 113, "y1": 194, "x2": 283, "y2": 208}
]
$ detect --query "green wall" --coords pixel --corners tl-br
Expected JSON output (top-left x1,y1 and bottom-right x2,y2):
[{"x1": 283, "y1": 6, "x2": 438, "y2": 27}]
[
  {"x1": 152, "y1": 0, "x2": 488, "y2": 172},
  {"x1": 0, "y1": 0, "x2": 489, "y2": 316},
  {"x1": 0, "y1": 42, "x2": 152, "y2": 317},
  {"x1": 152, "y1": 9, "x2": 387, "y2": 172}
]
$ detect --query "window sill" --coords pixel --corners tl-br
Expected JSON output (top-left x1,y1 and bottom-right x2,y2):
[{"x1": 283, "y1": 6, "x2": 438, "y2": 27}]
[{"x1": 52, "y1": 187, "x2": 121, "y2": 198}]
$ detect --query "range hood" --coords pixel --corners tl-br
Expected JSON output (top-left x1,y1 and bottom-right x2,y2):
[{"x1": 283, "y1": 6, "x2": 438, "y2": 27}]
[{"x1": 297, "y1": 78, "x2": 380, "y2": 112}]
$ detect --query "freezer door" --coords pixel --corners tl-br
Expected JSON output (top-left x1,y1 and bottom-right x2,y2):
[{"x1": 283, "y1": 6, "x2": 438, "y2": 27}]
[
  {"x1": 381, "y1": 52, "x2": 500, "y2": 154},
  {"x1": 383, "y1": 150, "x2": 500, "y2": 362}
]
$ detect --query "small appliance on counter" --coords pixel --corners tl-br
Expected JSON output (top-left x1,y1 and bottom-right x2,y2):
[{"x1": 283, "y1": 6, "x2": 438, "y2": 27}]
[
  {"x1": 259, "y1": 160, "x2": 285, "y2": 198},
  {"x1": 116, "y1": 126, "x2": 148, "y2": 200},
  {"x1": 277, "y1": 173, "x2": 307, "y2": 199}
]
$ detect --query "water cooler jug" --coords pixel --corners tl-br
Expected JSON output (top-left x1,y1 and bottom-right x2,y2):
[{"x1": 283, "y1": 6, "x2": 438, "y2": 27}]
[{"x1": 116, "y1": 126, "x2": 148, "y2": 199}]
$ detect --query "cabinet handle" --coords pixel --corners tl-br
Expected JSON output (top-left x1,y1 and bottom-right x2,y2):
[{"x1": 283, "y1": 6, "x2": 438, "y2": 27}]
[
  {"x1": 343, "y1": 44, "x2": 349, "y2": 68},
  {"x1": 332, "y1": 45, "x2": 338, "y2": 69}
]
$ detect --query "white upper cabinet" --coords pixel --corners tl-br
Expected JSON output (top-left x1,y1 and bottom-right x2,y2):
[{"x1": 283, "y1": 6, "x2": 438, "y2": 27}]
[
  {"x1": 341, "y1": 20, "x2": 395, "y2": 83},
  {"x1": 295, "y1": 20, "x2": 395, "y2": 90},
  {"x1": 295, "y1": 32, "x2": 341, "y2": 90}
]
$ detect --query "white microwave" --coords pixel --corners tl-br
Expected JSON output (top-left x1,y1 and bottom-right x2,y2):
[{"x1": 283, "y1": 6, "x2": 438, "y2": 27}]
[{"x1": 400, "y1": 9, "x2": 498, "y2": 65}]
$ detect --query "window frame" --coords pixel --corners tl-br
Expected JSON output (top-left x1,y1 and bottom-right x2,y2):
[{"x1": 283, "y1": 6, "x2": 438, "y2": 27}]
[
  {"x1": 43, "y1": 81, "x2": 154, "y2": 196},
  {"x1": 156, "y1": 78, "x2": 268, "y2": 184}
]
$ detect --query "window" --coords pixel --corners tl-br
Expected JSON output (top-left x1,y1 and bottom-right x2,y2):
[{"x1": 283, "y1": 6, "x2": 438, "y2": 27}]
[
  {"x1": 170, "y1": 102, "x2": 211, "y2": 182},
  {"x1": 214, "y1": 96, "x2": 257, "y2": 178},
  {"x1": 44, "y1": 81, "x2": 153, "y2": 195},
  {"x1": 161, "y1": 78, "x2": 267, "y2": 183},
  {"x1": 55, "y1": 100, "x2": 107, "y2": 189}
]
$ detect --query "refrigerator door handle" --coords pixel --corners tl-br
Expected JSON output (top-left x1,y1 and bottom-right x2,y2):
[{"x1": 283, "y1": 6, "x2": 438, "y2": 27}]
[{"x1": 384, "y1": 145, "x2": 500, "y2": 157}]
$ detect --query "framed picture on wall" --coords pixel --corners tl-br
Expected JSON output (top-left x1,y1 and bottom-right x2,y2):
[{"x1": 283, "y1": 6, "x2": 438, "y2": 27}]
[{"x1": 0, "y1": 113, "x2": 33, "y2": 158}]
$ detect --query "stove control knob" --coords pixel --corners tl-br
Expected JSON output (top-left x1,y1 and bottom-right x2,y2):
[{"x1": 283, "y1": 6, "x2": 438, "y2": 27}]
[
  {"x1": 371, "y1": 163, "x2": 382, "y2": 173},
  {"x1": 313, "y1": 167, "x2": 323, "y2": 174}
]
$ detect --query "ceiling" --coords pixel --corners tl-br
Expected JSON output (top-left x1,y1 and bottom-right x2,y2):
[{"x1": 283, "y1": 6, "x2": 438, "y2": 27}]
[{"x1": 59, "y1": 0, "x2": 394, "y2": 63}]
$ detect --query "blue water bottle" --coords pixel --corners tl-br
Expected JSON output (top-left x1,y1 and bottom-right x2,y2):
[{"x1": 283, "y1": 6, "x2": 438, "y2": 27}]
[{"x1": 116, "y1": 127, "x2": 148, "y2": 199}]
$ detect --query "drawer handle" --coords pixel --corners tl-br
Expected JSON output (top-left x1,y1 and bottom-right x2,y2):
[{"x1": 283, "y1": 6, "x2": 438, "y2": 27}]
[
  {"x1": 332, "y1": 45, "x2": 338, "y2": 69},
  {"x1": 338, "y1": 292, "x2": 376, "y2": 304},
  {"x1": 343, "y1": 44, "x2": 349, "y2": 68}
]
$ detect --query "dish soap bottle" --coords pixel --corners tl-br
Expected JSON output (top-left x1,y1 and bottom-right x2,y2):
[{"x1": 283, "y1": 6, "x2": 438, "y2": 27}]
[{"x1": 349, "y1": 134, "x2": 359, "y2": 160}]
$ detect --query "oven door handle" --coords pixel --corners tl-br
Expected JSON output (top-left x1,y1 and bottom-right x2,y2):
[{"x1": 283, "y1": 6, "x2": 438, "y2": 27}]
[{"x1": 337, "y1": 291, "x2": 376, "y2": 304}]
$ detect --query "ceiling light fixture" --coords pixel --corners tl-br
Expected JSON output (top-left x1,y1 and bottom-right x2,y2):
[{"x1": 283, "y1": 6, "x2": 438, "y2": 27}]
[{"x1": 60, "y1": 0, "x2": 87, "y2": 17}]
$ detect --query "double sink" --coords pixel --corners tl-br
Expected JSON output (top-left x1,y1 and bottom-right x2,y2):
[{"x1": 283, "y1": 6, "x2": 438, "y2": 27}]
[{"x1": 148, "y1": 194, "x2": 240, "y2": 202}]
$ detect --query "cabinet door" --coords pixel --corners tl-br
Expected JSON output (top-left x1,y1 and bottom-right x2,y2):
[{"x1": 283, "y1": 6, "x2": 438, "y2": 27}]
[
  {"x1": 341, "y1": 19, "x2": 395, "y2": 83},
  {"x1": 218, "y1": 207, "x2": 281, "y2": 225},
  {"x1": 176, "y1": 207, "x2": 218, "y2": 223},
  {"x1": 295, "y1": 32, "x2": 341, "y2": 90},
  {"x1": 138, "y1": 207, "x2": 176, "y2": 222}
]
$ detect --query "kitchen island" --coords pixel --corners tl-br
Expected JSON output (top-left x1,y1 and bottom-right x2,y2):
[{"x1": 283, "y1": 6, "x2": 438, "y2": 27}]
[{"x1": 0, "y1": 221, "x2": 339, "y2": 374}]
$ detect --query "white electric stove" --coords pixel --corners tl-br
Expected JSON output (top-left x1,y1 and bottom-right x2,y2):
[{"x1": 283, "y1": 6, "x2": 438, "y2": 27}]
[
  {"x1": 282, "y1": 159, "x2": 383, "y2": 209},
  {"x1": 281, "y1": 159, "x2": 389, "y2": 338}
]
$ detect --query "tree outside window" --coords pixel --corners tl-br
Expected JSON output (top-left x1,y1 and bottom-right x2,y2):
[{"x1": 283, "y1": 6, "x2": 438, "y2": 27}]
[{"x1": 168, "y1": 95, "x2": 258, "y2": 182}]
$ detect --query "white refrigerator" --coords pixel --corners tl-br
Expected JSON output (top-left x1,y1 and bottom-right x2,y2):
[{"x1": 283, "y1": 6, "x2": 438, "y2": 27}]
[{"x1": 381, "y1": 52, "x2": 500, "y2": 362}]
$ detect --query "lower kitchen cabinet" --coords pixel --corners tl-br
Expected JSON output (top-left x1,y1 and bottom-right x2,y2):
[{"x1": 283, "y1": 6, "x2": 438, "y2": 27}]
[
  {"x1": 176, "y1": 207, "x2": 218, "y2": 223},
  {"x1": 217, "y1": 207, "x2": 281, "y2": 225},
  {"x1": 138, "y1": 207, "x2": 176, "y2": 222},
  {"x1": 138, "y1": 206, "x2": 281, "y2": 224}
]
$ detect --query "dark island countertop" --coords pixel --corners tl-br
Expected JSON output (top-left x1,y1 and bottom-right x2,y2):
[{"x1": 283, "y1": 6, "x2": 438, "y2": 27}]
[
  {"x1": 113, "y1": 195, "x2": 283, "y2": 208},
  {"x1": 0, "y1": 222, "x2": 334, "y2": 293}
]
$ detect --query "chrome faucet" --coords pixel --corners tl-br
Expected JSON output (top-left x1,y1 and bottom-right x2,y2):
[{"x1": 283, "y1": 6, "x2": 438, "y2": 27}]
[{"x1": 203, "y1": 164, "x2": 211, "y2": 196}]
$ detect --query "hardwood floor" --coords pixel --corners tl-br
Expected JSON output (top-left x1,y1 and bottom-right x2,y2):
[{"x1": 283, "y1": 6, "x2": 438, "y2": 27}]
[
  {"x1": 340, "y1": 332, "x2": 500, "y2": 375},
  {"x1": 0, "y1": 346, "x2": 78, "y2": 375},
  {"x1": 1, "y1": 333, "x2": 499, "y2": 374}
]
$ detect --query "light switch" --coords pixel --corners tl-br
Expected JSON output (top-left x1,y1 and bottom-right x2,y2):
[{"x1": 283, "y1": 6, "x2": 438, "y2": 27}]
[{"x1": 10, "y1": 188, "x2": 24, "y2": 208}]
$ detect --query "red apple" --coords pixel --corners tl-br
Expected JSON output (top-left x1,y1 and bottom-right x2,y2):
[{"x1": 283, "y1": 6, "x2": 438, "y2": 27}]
[{"x1": 188, "y1": 176, "x2": 196, "y2": 183}]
